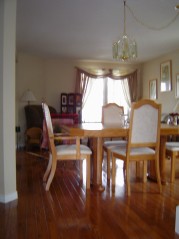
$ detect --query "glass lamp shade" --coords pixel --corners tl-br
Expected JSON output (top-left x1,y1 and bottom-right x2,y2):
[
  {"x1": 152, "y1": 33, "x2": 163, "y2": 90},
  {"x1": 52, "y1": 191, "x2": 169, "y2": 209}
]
[{"x1": 113, "y1": 35, "x2": 137, "y2": 61}]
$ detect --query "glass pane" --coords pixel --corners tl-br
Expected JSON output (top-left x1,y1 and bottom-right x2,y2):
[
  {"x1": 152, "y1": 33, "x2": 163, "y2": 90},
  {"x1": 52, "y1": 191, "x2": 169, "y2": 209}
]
[{"x1": 82, "y1": 78, "x2": 104, "y2": 122}]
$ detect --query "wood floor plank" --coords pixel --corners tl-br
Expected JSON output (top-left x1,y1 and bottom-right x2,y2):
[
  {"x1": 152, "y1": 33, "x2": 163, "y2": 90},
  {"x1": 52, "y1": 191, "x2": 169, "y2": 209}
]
[{"x1": 1, "y1": 150, "x2": 179, "y2": 239}]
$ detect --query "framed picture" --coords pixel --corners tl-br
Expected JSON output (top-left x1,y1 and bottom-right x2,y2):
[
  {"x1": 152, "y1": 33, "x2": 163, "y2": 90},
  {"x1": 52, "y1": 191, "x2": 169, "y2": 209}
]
[
  {"x1": 61, "y1": 106, "x2": 67, "y2": 113},
  {"x1": 76, "y1": 106, "x2": 81, "y2": 114},
  {"x1": 68, "y1": 94, "x2": 74, "y2": 105},
  {"x1": 176, "y1": 74, "x2": 179, "y2": 98},
  {"x1": 61, "y1": 93, "x2": 67, "y2": 105},
  {"x1": 68, "y1": 106, "x2": 74, "y2": 113},
  {"x1": 149, "y1": 79, "x2": 157, "y2": 100},
  {"x1": 75, "y1": 93, "x2": 82, "y2": 106},
  {"x1": 160, "y1": 60, "x2": 172, "y2": 92}
]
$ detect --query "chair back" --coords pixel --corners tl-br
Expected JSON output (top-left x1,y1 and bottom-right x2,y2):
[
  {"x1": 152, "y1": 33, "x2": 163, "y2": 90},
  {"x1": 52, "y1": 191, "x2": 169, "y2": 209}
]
[
  {"x1": 128, "y1": 99, "x2": 161, "y2": 148},
  {"x1": 102, "y1": 103, "x2": 124, "y2": 124},
  {"x1": 42, "y1": 102, "x2": 55, "y2": 152}
]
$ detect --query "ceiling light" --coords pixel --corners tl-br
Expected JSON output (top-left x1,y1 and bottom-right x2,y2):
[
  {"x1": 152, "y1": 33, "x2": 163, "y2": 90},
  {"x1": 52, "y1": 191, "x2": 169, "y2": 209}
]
[
  {"x1": 175, "y1": 5, "x2": 179, "y2": 10},
  {"x1": 113, "y1": 0, "x2": 137, "y2": 62}
]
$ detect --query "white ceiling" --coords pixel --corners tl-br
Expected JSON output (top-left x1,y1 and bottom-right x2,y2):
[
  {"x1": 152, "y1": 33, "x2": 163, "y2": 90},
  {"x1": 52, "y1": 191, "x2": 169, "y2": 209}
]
[{"x1": 16, "y1": 0, "x2": 179, "y2": 64}]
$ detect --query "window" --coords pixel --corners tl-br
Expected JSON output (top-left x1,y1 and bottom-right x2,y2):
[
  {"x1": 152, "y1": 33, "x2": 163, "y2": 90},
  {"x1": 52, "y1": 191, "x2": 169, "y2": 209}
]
[
  {"x1": 107, "y1": 78, "x2": 129, "y2": 114},
  {"x1": 82, "y1": 77, "x2": 129, "y2": 122},
  {"x1": 82, "y1": 78, "x2": 104, "y2": 122}
]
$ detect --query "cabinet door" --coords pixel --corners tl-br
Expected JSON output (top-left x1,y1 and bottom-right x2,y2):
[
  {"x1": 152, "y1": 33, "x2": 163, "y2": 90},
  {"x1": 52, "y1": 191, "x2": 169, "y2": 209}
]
[
  {"x1": 61, "y1": 93, "x2": 68, "y2": 105},
  {"x1": 68, "y1": 93, "x2": 75, "y2": 106},
  {"x1": 75, "y1": 93, "x2": 82, "y2": 107}
]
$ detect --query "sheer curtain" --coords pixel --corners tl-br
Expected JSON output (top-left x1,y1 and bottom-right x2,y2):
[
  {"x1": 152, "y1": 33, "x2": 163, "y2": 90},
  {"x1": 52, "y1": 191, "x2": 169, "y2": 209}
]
[
  {"x1": 107, "y1": 78, "x2": 129, "y2": 114},
  {"x1": 75, "y1": 67, "x2": 139, "y2": 122}
]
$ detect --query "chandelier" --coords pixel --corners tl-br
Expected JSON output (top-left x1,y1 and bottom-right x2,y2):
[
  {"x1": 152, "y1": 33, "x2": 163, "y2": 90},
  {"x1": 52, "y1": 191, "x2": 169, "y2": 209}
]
[{"x1": 113, "y1": 0, "x2": 137, "y2": 61}]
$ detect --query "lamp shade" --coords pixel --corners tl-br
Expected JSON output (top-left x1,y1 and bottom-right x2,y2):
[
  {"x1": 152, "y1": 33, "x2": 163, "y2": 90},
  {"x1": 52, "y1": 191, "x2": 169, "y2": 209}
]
[{"x1": 21, "y1": 89, "x2": 36, "y2": 104}]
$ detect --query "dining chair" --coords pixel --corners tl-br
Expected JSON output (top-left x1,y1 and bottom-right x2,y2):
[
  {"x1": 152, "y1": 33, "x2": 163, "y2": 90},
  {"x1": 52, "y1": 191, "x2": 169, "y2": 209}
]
[
  {"x1": 25, "y1": 127, "x2": 43, "y2": 150},
  {"x1": 111, "y1": 99, "x2": 162, "y2": 196},
  {"x1": 102, "y1": 103, "x2": 127, "y2": 180},
  {"x1": 166, "y1": 142, "x2": 179, "y2": 183},
  {"x1": 42, "y1": 102, "x2": 92, "y2": 191}
]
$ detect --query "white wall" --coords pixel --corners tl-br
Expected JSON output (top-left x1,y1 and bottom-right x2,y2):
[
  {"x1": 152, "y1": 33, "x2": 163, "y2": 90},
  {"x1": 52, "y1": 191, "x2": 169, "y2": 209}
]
[
  {"x1": 142, "y1": 49, "x2": 179, "y2": 114},
  {"x1": 16, "y1": 53, "x2": 46, "y2": 145},
  {"x1": 43, "y1": 58, "x2": 76, "y2": 112}
]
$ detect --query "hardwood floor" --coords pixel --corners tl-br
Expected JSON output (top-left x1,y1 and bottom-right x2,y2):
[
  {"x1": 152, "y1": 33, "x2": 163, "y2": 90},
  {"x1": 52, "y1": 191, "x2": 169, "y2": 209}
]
[{"x1": 1, "y1": 150, "x2": 179, "y2": 239}]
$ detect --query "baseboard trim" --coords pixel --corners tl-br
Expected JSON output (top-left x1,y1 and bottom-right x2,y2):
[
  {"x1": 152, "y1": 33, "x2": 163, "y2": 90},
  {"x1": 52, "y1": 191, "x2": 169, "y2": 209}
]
[{"x1": 0, "y1": 191, "x2": 18, "y2": 203}]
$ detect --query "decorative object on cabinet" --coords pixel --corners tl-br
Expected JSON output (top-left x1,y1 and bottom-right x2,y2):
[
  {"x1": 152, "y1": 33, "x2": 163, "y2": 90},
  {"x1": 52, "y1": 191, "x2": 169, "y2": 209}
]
[
  {"x1": 149, "y1": 79, "x2": 157, "y2": 100},
  {"x1": 160, "y1": 60, "x2": 172, "y2": 92}
]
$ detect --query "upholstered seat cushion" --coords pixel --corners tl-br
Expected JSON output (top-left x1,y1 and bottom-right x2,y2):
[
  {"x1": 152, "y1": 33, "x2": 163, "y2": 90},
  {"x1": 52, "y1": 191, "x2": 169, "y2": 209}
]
[
  {"x1": 55, "y1": 144, "x2": 92, "y2": 155},
  {"x1": 166, "y1": 142, "x2": 179, "y2": 151},
  {"x1": 104, "y1": 140, "x2": 127, "y2": 148},
  {"x1": 112, "y1": 146, "x2": 155, "y2": 156}
]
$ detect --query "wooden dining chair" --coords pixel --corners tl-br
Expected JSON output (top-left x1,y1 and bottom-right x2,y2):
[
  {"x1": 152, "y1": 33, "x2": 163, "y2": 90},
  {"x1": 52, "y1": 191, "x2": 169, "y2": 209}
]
[
  {"x1": 102, "y1": 103, "x2": 127, "y2": 180},
  {"x1": 166, "y1": 142, "x2": 179, "y2": 183},
  {"x1": 42, "y1": 102, "x2": 92, "y2": 191},
  {"x1": 25, "y1": 127, "x2": 42, "y2": 150},
  {"x1": 111, "y1": 99, "x2": 162, "y2": 196}
]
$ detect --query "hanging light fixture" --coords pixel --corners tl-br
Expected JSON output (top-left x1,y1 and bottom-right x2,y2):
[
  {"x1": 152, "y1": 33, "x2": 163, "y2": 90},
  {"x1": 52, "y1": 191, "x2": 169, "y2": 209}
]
[{"x1": 113, "y1": 0, "x2": 137, "y2": 61}]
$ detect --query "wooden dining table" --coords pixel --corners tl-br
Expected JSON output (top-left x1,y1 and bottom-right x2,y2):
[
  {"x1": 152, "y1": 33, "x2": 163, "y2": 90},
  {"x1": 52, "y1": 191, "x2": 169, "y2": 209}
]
[{"x1": 62, "y1": 122, "x2": 179, "y2": 191}]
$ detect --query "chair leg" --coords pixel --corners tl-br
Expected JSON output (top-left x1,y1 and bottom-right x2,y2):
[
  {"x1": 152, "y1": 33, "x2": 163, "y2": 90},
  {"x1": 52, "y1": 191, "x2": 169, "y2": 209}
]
[
  {"x1": 112, "y1": 156, "x2": 116, "y2": 186},
  {"x1": 107, "y1": 149, "x2": 111, "y2": 180},
  {"x1": 136, "y1": 162, "x2": 140, "y2": 178},
  {"x1": 123, "y1": 161, "x2": 126, "y2": 180},
  {"x1": 155, "y1": 158, "x2": 162, "y2": 194},
  {"x1": 79, "y1": 160, "x2": 83, "y2": 180},
  {"x1": 43, "y1": 154, "x2": 52, "y2": 182},
  {"x1": 45, "y1": 156, "x2": 57, "y2": 191},
  {"x1": 86, "y1": 156, "x2": 91, "y2": 189},
  {"x1": 126, "y1": 160, "x2": 131, "y2": 196},
  {"x1": 143, "y1": 161, "x2": 147, "y2": 183},
  {"x1": 171, "y1": 154, "x2": 176, "y2": 183}
]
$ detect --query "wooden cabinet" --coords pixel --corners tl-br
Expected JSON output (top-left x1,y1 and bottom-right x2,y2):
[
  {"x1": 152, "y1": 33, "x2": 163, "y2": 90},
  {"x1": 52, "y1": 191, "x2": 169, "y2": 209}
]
[{"x1": 60, "y1": 93, "x2": 82, "y2": 122}]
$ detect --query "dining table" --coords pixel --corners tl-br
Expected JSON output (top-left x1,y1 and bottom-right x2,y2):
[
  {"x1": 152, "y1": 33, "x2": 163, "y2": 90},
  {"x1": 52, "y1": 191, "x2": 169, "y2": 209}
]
[{"x1": 62, "y1": 122, "x2": 179, "y2": 191}]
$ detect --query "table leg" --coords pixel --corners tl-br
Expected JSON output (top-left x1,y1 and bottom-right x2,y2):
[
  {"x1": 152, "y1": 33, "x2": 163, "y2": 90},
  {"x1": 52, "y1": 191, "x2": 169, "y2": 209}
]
[{"x1": 88, "y1": 137, "x2": 105, "y2": 192}]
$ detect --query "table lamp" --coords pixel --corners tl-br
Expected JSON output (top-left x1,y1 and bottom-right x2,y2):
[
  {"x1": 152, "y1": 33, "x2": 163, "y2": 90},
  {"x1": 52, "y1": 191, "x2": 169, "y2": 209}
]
[{"x1": 21, "y1": 89, "x2": 36, "y2": 105}]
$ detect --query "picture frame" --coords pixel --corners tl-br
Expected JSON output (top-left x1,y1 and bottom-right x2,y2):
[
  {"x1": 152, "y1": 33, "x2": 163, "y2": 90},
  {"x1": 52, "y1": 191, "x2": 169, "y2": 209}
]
[
  {"x1": 176, "y1": 73, "x2": 179, "y2": 98},
  {"x1": 68, "y1": 94, "x2": 74, "y2": 105},
  {"x1": 61, "y1": 106, "x2": 67, "y2": 113},
  {"x1": 68, "y1": 106, "x2": 74, "y2": 113},
  {"x1": 149, "y1": 79, "x2": 157, "y2": 100},
  {"x1": 61, "y1": 93, "x2": 67, "y2": 105},
  {"x1": 75, "y1": 93, "x2": 82, "y2": 106},
  {"x1": 160, "y1": 60, "x2": 172, "y2": 92},
  {"x1": 76, "y1": 106, "x2": 81, "y2": 114}
]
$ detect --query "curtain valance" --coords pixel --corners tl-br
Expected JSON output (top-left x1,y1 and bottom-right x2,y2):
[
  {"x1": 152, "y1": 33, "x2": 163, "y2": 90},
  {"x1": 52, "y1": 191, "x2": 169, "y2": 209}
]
[{"x1": 75, "y1": 67, "x2": 139, "y2": 109}]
